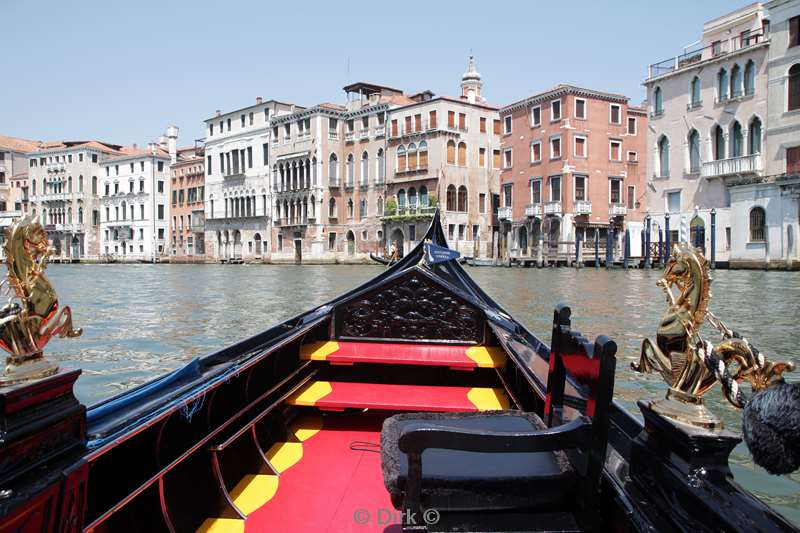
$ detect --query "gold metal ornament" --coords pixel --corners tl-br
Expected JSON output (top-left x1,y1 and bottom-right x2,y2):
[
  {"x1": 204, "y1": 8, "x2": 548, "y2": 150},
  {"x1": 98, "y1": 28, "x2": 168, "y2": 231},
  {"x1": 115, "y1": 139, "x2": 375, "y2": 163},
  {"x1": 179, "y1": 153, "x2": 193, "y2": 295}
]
[
  {"x1": 0, "y1": 215, "x2": 82, "y2": 386},
  {"x1": 633, "y1": 243, "x2": 794, "y2": 429}
]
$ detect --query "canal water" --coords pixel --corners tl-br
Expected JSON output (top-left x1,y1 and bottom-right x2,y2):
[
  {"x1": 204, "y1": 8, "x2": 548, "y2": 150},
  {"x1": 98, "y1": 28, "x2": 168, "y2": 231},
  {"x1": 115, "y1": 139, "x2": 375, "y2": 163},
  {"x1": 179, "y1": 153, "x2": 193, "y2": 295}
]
[{"x1": 45, "y1": 263, "x2": 800, "y2": 523}]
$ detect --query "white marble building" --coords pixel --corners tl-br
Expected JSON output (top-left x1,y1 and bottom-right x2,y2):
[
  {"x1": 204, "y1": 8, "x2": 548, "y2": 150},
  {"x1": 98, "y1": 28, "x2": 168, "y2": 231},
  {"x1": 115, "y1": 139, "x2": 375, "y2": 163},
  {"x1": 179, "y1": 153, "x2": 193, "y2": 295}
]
[{"x1": 203, "y1": 98, "x2": 298, "y2": 261}]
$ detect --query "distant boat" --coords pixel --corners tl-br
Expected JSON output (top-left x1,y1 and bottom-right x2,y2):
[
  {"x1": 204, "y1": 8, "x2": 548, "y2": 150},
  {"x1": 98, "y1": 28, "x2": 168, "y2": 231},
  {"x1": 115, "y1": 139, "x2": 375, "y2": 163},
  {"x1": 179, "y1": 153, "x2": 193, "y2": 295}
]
[
  {"x1": 467, "y1": 257, "x2": 495, "y2": 267},
  {"x1": 369, "y1": 252, "x2": 398, "y2": 265}
]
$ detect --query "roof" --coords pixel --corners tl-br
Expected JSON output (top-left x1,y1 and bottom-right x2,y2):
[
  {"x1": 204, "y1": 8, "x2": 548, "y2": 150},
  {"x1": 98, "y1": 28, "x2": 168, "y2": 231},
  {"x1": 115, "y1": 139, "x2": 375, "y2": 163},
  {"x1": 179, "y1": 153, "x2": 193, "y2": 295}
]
[
  {"x1": 501, "y1": 84, "x2": 630, "y2": 113},
  {"x1": 343, "y1": 82, "x2": 405, "y2": 95},
  {"x1": 30, "y1": 140, "x2": 126, "y2": 155},
  {"x1": 100, "y1": 146, "x2": 170, "y2": 164},
  {"x1": 0, "y1": 135, "x2": 43, "y2": 153}
]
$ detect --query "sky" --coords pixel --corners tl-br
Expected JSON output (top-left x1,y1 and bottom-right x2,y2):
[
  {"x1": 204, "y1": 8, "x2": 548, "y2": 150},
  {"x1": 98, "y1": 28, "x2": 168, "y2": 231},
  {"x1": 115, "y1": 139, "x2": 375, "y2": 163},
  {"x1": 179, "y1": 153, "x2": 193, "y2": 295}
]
[{"x1": 2, "y1": 0, "x2": 755, "y2": 148}]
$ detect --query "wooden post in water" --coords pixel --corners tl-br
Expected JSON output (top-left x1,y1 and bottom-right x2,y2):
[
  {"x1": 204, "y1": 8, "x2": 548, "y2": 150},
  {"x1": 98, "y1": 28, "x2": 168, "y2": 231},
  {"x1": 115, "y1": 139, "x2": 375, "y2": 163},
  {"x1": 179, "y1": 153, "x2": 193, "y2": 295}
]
[
  {"x1": 537, "y1": 233, "x2": 544, "y2": 268},
  {"x1": 594, "y1": 230, "x2": 599, "y2": 268},
  {"x1": 623, "y1": 229, "x2": 630, "y2": 269},
  {"x1": 575, "y1": 234, "x2": 583, "y2": 268},
  {"x1": 658, "y1": 228, "x2": 664, "y2": 268},
  {"x1": 606, "y1": 220, "x2": 614, "y2": 269},
  {"x1": 645, "y1": 214, "x2": 652, "y2": 269}
]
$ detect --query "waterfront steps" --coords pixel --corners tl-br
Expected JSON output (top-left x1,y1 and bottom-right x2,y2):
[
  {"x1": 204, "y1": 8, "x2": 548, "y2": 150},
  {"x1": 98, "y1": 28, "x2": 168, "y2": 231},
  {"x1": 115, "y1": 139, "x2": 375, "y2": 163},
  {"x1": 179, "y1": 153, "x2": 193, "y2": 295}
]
[{"x1": 299, "y1": 340, "x2": 506, "y2": 369}]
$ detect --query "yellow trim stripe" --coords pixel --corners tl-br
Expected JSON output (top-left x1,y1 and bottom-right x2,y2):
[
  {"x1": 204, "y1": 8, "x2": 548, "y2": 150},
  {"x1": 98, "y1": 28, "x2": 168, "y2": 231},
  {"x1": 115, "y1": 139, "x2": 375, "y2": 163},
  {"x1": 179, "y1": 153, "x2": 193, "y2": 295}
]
[
  {"x1": 266, "y1": 441, "x2": 303, "y2": 473},
  {"x1": 465, "y1": 346, "x2": 507, "y2": 368},
  {"x1": 196, "y1": 518, "x2": 244, "y2": 533},
  {"x1": 468, "y1": 387, "x2": 511, "y2": 410},
  {"x1": 286, "y1": 380, "x2": 333, "y2": 406},
  {"x1": 290, "y1": 416, "x2": 323, "y2": 442},
  {"x1": 230, "y1": 474, "x2": 279, "y2": 516},
  {"x1": 299, "y1": 341, "x2": 339, "y2": 361}
]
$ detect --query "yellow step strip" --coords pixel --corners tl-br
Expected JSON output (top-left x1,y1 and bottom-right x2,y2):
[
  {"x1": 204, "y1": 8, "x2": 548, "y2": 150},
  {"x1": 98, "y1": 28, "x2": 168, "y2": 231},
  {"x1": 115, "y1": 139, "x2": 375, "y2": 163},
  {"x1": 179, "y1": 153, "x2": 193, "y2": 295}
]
[
  {"x1": 230, "y1": 474, "x2": 279, "y2": 515},
  {"x1": 468, "y1": 387, "x2": 511, "y2": 410},
  {"x1": 196, "y1": 517, "x2": 244, "y2": 533},
  {"x1": 465, "y1": 346, "x2": 507, "y2": 368},
  {"x1": 299, "y1": 340, "x2": 339, "y2": 360}
]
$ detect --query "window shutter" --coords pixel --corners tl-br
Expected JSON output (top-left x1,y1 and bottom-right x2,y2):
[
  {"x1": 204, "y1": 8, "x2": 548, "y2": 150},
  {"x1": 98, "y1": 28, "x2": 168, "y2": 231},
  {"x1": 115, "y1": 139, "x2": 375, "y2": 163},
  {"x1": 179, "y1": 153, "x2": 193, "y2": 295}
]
[
  {"x1": 493, "y1": 120, "x2": 501, "y2": 135},
  {"x1": 405, "y1": 116, "x2": 412, "y2": 133},
  {"x1": 790, "y1": 16, "x2": 799, "y2": 48},
  {"x1": 787, "y1": 147, "x2": 800, "y2": 174},
  {"x1": 415, "y1": 114, "x2": 422, "y2": 131},
  {"x1": 429, "y1": 111, "x2": 437, "y2": 129},
  {"x1": 458, "y1": 113, "x2": 466, "y2": 130},
  {"x1": 493, "y1": 150, "x2": 501, "y2": 169},
  {"x1": 447, "y1": 142, "x2": 455, "y2": 164},
  {"x1": 480, "y1": 117, "x2": 487, "y2": 132},
  {"x1": 448, "y1": 111, "x2": 455, "y2": 128}
]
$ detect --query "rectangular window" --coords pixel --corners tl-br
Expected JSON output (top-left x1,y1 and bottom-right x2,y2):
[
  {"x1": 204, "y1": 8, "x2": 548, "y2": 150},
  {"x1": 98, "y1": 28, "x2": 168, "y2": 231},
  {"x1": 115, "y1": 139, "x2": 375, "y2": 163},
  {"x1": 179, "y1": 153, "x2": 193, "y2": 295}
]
[
  {"x1": 627, "y1": 151, "x2": 638, "y2": 162},
  {"x1": 480, "y1": 117, "x2": 487, "y2": 133},
  {"x1": 790, "y1": 16, "x2": 800, "y2": 48},
  {"x1": 531, "y1": 141, "x2": 542, "y2": 163},
  {"x1": 575, "y1": 98, "x2": 586, "y2": 119},
  {"x1": 610, "y1": 104, "x2": 622, "y2": 124},
  {"x1": 263, "y1": 143, "x2": 268, "y2": 166},
  {"x1": 458, "y1": 224, "x2": 465, "y2": 240},
  {"x1": 414, "y1": 114, "x2": 422, "y2": 132},
  {"x1": 610, "y1": 179, "x2": 622, "y2": 203},
  {"x1": 550, "y1": 136, "x2": 561, "y2": 159},
  {"x1": 503, "y1": 184, "x2": 512, "y2": 207},
  {"x1": 787, "y1": 146, "x2": 800, "y2": 174},
  {"x1": 249, "y1": 112, "x2": 254, "y2": 125},
  {"x1": 157, "y1": 161, "x2": 164, "y2": 172},
  {"x1": 574, "y1": 175, "x2": 587, "y2": 201},
  {"x1": 157, "y1": 180, "x2": 164, "y2": 193},
  {"x1": 79, "y1": 153, "x2": 84, "y2": 162},
  {"x1": 574, "y1": 135, "x2": 587, "y2": 158},
  {"x1": 429, "y1": 111, "x2": 437, "y2": 129},
  {"x1": 493, "y1": 119, "x2": 501, "y2": 135},
  {"x1": 458, "y1": 113, "x2": 466, "y2": 130},
  {"x1": 551, "y1": 100, "x2": 561, "y2": 121},
  {"x1": 479, "y1": 148, "x2": 486, "y2": 167},
  {"x1": 241, "y1": 114, "x2": 245, "y2": 127},
  {"x1": 667, "y1": 190, "x2": 681, "y2": 213},
  {"x1": 157, "y1": 204, "x2": 164, "y2": 220},
  {"x1": 627, "y1": 117, "x2": 637, "y2": 135},
  {"x1": 503, "y1": 115, "x2": 512, "y2": 134},
  {"x1": 531, "y1": 106, "x2": 541, "y2": 126},
  {"x1": 530, "y1": 179, "x2": 541, "y2": 204},
  {"x1": 549, "y1": 175, "x2": 561, "y2": 202},
  {"x1": 448, "y1": 224, "x2": 455, "y2": 240},
  {"x1": 247, "y1": 146, "x2": 253, "y2": 168},
  {"x1": 140, "y1": 205, "x2": 144, "y2": 219},
  {"x1": 448, "y1": 111, "x2": 455, "y2": 128},
  {"x1": 405, "y1": 116, "x2": 412, "y2": 133},
  {"x1": 391, "y1": 119, "x2": 398, "y2": 136},
  {"x1": 503, "y1": 148, "x2": 512, "y2": 169},
  {"x1": 712, "y1": 40, "x2": 722, "y2": 56},
  {"x1": 610, "y1": 140, "x2": 622, "y2": 161},
  {"x1": 627, "y1": 185, "x2": 636, "y2": 209},
  {"x1": 472, "y1": 225, "x2": 479, "y2": 241},
  {"x1": 328, "y1": 233, "x2": 336, "y2": 251},
  {"x1": 92, "y1": 154, "x2": 98, "y2": 163},
  {"x1": 492, "y1": 149, "x2": 501, "y2": 169},
  {"x1": 479, "y1": 193, "x2": 486, "y2": 213}
]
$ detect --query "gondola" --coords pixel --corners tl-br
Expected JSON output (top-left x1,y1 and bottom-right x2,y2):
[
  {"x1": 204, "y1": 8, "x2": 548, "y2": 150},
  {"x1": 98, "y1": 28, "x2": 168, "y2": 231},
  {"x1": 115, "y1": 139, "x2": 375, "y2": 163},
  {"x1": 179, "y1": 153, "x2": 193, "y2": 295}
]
[
  {"x1": 0, "y1": 212, "x2": 798, "y2": 533},
  {"x1": 369, "y1": 251, "x2": 397, "y2": 265}
]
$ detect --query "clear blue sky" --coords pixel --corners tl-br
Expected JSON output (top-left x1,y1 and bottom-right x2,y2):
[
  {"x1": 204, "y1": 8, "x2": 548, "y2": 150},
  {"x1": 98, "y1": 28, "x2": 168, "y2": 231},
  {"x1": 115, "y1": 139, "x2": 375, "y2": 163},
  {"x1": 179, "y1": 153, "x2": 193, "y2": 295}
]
[{"x1": 2, "y1": 0, "x2": 752, "y2": 147}]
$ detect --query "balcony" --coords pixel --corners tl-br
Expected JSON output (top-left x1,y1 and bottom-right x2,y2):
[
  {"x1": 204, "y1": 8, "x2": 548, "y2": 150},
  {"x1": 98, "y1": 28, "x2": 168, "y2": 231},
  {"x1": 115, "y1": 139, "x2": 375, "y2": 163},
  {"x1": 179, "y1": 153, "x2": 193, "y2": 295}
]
[
  {"x1": 525, "y1": 204, "x2": 541, "y2": 217},
  {"x1": 0, "y1": 164, "x2": 6, "y2": 173},
  {"x1": 276, "y1": 218, "x2": 307, "y2": 228},
  {"x1": 328, "y1": 132, "x2": 339, "y2": 141},
  {"x1": 344, "y1": 132, "x2": 355, "y2": 142},
  {"x1": 497, "y1": 206, "x2": 513, "y2": 220},
  {"x1": 701, "y1": 154, "x2": 762, "y2": 179},
  {"x1": 328, "y1": 179, "x2": 340, "y2": 189},
  {"x1": 358, "y1": 129, "x2": 369, "y2": 140},
  {"x1": 686, "y1": 100, "x2": 703, "y2": 111},
  {"x1": 574, "y1": 200, "x2": 592, "y2": 215},
  {"x1": 374, "y1": 125, "x2": 386, "y2": 138},
  {"x1": 381, "y1": 205, "x2": 437, "y2": 220},
  {"x1": 190, "y1": 225, "x2": 205, "y2": 233},
  {"x1": 271, "y1": 138, "x2": 280, "y2": 146},
  {"x1": 609, "y1": 203, "x2": 627, "y2": 216},
  {"x1": 544, "y1": 201, "x2": 562, "y2": 216}
]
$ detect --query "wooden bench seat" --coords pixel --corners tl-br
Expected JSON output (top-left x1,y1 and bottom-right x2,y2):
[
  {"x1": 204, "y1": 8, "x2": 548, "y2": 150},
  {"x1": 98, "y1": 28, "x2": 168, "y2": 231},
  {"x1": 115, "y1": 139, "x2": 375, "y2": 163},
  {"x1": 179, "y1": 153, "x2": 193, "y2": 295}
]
[{"x1": 299, "y1": 341, "x2": 506, "y2": 369}]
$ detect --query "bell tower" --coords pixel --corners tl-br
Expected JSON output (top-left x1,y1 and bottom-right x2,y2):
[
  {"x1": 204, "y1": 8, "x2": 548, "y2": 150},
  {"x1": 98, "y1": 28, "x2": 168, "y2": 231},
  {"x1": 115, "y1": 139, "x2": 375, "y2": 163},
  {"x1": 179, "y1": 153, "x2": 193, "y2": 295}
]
[{"x1": 461, "y1": 55, "x2": 484, "y2": 104}]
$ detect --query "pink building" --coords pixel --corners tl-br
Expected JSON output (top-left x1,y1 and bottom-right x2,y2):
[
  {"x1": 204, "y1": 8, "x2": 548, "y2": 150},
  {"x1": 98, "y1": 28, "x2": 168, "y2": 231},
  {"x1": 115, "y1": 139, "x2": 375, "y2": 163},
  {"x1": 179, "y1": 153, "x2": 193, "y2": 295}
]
[{"x1": 498, "y1": 85, "x2": 648, "y2": 261}]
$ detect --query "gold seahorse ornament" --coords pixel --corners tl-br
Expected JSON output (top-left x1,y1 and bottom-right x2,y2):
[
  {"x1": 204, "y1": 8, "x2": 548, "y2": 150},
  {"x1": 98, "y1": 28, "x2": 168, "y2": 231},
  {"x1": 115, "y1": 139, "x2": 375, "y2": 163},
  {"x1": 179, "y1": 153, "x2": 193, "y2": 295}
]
[
  {"x1": 0, "y1": 215, "x2": 82, "y2": 386},
  {"x1": 633, "y1": 243, "x2": 793, "y2": 429}
]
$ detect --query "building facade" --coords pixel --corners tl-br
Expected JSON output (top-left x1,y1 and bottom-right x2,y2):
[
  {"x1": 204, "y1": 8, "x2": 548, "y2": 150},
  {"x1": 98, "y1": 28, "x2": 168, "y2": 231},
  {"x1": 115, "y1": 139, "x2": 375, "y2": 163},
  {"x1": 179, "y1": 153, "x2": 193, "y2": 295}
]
[
  {"x1": 169, "y1": 144, "x2": 205, "y2": 261},
  {"x1": 98, "y1": 148, "x2": 172, "y2": 262},
  {"x1": 644, "y1": 3, "x2": 770, "y2": 263},
  {"x1": 499, "y1": 85, "x2": 647, "y2": 262},
  {"x1": 383, "y1": 57, "x2": 501, "y2": 259},
  {"x1": 28, "y1": 141, "x2": 127, "y2": 258},
  {"x1": 0, "y1": 135, "x2": 39, "y2": 236},
  {"x1": 204, "y1": 98, "x2": 297, "y2": 262},
  {"x1": 727, "y1": 0, "x2": 800, "y2": 268}
]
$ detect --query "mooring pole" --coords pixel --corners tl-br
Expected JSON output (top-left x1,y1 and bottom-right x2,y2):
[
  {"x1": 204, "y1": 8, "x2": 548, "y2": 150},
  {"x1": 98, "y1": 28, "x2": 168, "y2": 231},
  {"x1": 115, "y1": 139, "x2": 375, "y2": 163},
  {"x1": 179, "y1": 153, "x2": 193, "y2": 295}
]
[
  {"x1": 664, "y1": 212, "x2": 671, "y2": 263},
  {"x1": 645, "y1": 214, "x2": 652, "y2": 269},
  {"x1": 623, "y1": 229, "x2": 630, "y2": 269},
  {"x1": 606, "y1": 219, "x2": 614, "y2": 269},
  {"x1": 710, "y1": 208, "x2": 717, "y2": 269},
  {"x1": 594, "y1": 230, "x2": 599, "y2": 268},
  {"x1": 658, "y1": 228, "x2": 664, "y2": 268},
  {"x1": 640, "y1": 229, "x2": 645, "y2": 268}
]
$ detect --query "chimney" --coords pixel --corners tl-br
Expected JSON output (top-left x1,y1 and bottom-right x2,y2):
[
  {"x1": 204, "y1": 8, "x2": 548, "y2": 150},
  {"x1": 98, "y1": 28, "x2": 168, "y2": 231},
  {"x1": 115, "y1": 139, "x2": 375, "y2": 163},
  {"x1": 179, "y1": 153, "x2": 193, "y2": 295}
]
[
  {"x1": 256, "y1": 96, "x2": 263, "y2": 105},
  {"x1": 165, "y1": 125, "x2": 179, "y2": 164},
  {"x1": 147, "y1": 142, "x2": 157, "y2": 155},
  {"x1": 132, "y1": 143, "x2": 138, "y2": 150},
  {"x1": 216, "y1": 110, "x2": 222, "y2": 117}
]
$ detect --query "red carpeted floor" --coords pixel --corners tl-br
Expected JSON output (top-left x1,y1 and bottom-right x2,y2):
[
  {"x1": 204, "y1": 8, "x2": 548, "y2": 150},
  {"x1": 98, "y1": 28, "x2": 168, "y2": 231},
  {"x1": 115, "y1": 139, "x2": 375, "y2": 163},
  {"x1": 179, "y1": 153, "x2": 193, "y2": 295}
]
[{"x1": 244, "y1": 414, "x2": 401, "y2": 533}]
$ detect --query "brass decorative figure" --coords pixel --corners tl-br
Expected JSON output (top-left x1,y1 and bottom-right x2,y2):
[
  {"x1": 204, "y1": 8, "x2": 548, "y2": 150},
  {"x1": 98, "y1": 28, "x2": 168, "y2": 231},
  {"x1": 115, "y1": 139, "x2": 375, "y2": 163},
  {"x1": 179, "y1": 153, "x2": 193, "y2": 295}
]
[
  {"x1": 0, "y1": 216, "x2": 82, "y2": 386},
  {"x1": 633, "y1": 243, "x2": 793, "y2": 429}
]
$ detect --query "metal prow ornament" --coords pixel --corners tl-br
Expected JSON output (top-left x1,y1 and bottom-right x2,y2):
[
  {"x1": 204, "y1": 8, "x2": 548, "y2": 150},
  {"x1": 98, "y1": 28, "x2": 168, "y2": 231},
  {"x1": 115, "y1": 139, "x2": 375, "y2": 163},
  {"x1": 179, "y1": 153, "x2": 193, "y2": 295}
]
[
  {"x1": 633, "y1": 243, "x2": 794, "y2": 430},
  {"x1": 0, "y1": 216, "x2": 82, "y2": 386}
]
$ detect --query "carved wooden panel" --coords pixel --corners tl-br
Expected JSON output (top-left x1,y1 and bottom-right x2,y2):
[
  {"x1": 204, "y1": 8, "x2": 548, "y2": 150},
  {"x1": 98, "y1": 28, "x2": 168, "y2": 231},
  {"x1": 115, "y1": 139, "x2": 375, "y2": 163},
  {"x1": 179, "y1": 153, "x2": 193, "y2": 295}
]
[{"x1": 335, "y1": 270, "x2": 483, "y2": 343}]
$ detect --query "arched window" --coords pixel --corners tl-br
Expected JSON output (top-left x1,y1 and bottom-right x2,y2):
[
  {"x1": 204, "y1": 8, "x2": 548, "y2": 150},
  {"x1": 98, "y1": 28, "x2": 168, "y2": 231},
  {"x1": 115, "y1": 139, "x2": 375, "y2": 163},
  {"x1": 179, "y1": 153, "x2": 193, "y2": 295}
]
[
  {"x1": 328, "y1": 154, "x2": 338, "y2": 184},
  {"x1": 446, "y1": 185, "x2": 456, "y2": 211},
  {"x1": 712, "y1": 125, "x2": 725, "y2": 160},
  {"x1": 376, "y1": 148, "x2": 385, "y2": 183},
  {"x1": 690, "y1": 77, "x2": 701, "y2": 107},
  {"x1": 397, "y1": 189, "x2": 406, "y2": 209},
  {"x1": 79, "y1": 175, "x2": 84, "y2": 192},
  {"x1": 688, "y1": 129, "x2": 700, "y2": 173},
  {"x1": 717, "y1": 68, "x2": 729, "y2": 101},
  {"x1": 731, "y1": 64, "x2": 742, "y2": 98},
  {"x1": 346, "y1": 154, "x2": 354, "y2": 186},
  {"x1": 446, "y1": 140, "x2": 456, "y2": 164},
  {"x1": 68, "y1": 176, "x2": 73, "y2": 193},
  {"x1": 347, "y1": 198, "x2": 354, "y2": 218},
  {"x1": 457, "y1": 185, "x2": 468, "y2": 212},
  {"x1": 420, "y1": 185, "x2": 428, "y2": 207},
  {"x1": 78, "y1": 207, "x2": 83, "y2": 223},
  {"x1": 658, "y1": 135, "x2": 670, "y2": 177},
  {"x1": 419, "y1": 141, "x2": 428, "y2": 168},
  {"x1": 749, "y1": 117, "x2": 762, "y2": 154},
  {"x1": 397, "y1": 145, "x2": 407, "y2": 171},
  {"x1": 32, "y1": 179, "x2": 36, "y2": 195},
  {"x1": 67, "y1": 207, "x2": 72, "y2": 224},
  {"x1": 654, "y1": 86, "x2": 664, "y2": 115},
  {"x1": 377, "y1": 196, "x2": 384, "y2": 216},
  {"x1": 744, "y1": 60, "x2": 755, "y2": 96},
  {"x1": 360, "y1": 151, "x2": 369, "y2": 184},
  {"x1": 750, "y1": 207, "x2": 766, "y2": 242},
  {"x1": 329, "y1": 197, "x2": 336, "y2": 218},
  {"x1": 457, "y1": 142, "x2": 467, "y2": 166},
  {"x1": 789, "y1": 64, "x2": 800, "y2": 111},
  {"x1": 359, "y1": 198, "x2": 367, "y2": 218},
  {"x1": 730, "y1": 121, "x2": 743, "y2": 158},
  {"x1": 408, "y1": 143, "x2": 418, "y2": 169},
  {"x1": 408, "y1": 187, "x2": 417, "y2": 208}
]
